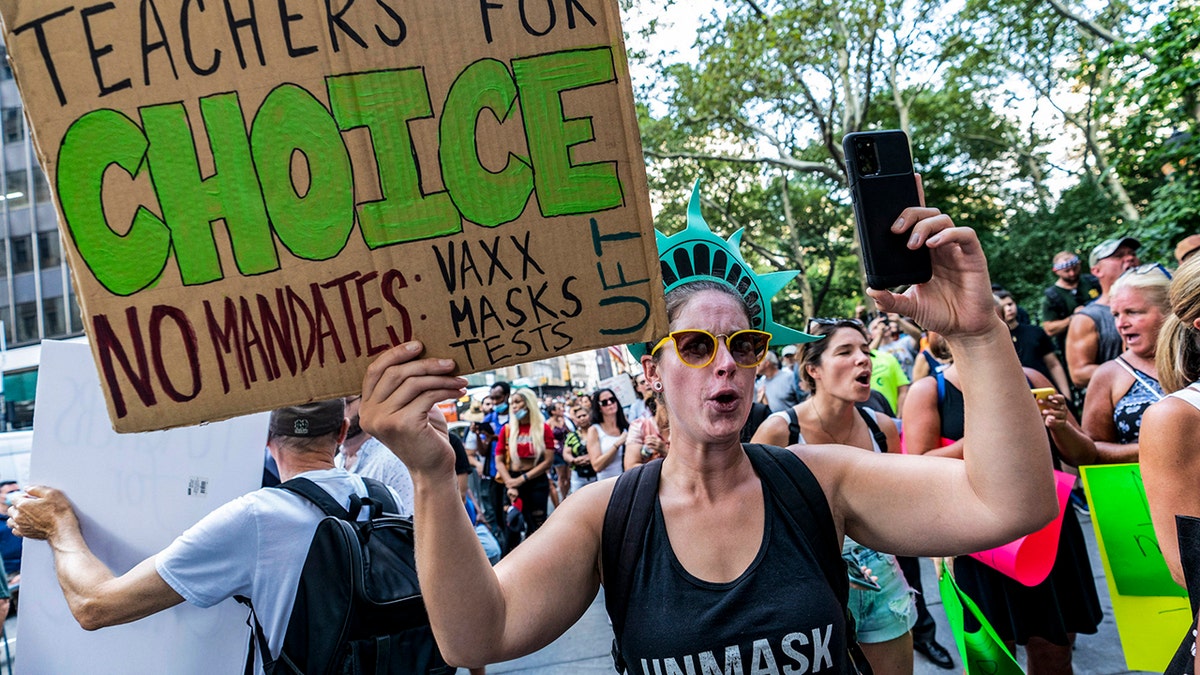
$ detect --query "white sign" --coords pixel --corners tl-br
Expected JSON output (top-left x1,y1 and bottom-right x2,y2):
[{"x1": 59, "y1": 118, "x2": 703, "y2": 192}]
[{"x1": 18, "y1": 341, "x2": 268, "y2": 674}]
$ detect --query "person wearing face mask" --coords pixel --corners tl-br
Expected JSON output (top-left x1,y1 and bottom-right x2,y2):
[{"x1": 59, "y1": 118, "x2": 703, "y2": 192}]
[{"x1": 494, "y1": 388, "x2": 555, "y2": 548}]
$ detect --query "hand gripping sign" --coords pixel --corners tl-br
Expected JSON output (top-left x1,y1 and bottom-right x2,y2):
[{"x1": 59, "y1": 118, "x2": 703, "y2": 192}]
[{"x1": 0, "y1": 0, "x2": 666, "y2": 432}]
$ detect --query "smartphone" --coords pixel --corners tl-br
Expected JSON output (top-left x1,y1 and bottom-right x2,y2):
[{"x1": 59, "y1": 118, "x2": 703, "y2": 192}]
[
  {"x1": 1031, "y1": 388, "x2": 1057, "y2": 402},
  {"x1": 842, "y1": 130, "x2": 932, "y2": 290},
  {"x1": 846, "y1": 559, "x2": 882, "y2": 592}
]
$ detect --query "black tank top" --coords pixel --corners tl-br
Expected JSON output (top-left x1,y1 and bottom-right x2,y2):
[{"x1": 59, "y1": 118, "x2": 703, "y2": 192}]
[
  {"x1": 937, "y1": 375, "x2": 965, "y2": 440},
  {"x1": 618, "y1": 481, "x2": 847, "y2": 673}
]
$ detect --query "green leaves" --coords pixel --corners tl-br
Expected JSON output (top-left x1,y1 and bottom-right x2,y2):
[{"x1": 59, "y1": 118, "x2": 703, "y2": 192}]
[{"x1": 630, "y1": 0, "x2": 1193, "y2": 321}]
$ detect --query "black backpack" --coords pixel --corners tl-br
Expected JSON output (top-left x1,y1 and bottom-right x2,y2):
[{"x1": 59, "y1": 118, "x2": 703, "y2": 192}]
[
  {"x1": 602, "y1": 443, "x2": 873, "y2": 675},
  {"x1": 237, "y1": 476, "x2": 452, "y2": 675}
]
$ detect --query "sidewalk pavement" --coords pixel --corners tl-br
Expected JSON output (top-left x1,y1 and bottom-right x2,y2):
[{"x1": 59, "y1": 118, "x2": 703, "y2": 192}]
[{"x1": 488, "y1": 510, "x2": 1158, "y2": 674}]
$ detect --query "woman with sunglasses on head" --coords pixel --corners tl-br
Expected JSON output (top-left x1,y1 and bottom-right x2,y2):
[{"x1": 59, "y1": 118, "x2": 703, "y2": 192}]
[
  {"x1": 586, "y1": 388, "x2": 629, "y2": 481},
  {"x1": 752, "y1": 318, "x2": 917, "y2": 674},
  {"x1": 1081, "y1": 265, "x2": 1173, "y2": 461},
  {"x1": 357, "y1": 195, "x2": 1057, "y2": 672}
]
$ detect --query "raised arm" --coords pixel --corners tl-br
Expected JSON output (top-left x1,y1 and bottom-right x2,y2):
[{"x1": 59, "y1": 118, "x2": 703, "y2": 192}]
[
  {"x1": 1065, "y1": 315, "x2": 1101, "y2": 388},
  {"x1": 8, "y1": 487, "x2": 184, "y2": 630},
  {"x1": 804, "y1": 211, "x2": 1056, "y2": 557},
  {"x1": 1141, "y1": 397, "x2": 1200, "y2": 586},
  {"x1": 360, "y1": 343, "x2": 606, "y2": 666}
]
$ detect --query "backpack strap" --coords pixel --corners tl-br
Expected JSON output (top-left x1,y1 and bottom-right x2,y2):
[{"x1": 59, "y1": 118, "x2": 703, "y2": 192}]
[
  {"x1": 784, "y1": 406, "x2": 802, "y2": 446},
  {"x1": 855, "y1": 408, "x2": 888, "y2": 454},
  {"x1": 602, "y1": 458, "x2": 663, "y2": 674},
  {"x1": 235, "y1": 595, "x2": 271, "y2": 675},
  {"x1": 742, "y1": 443, "x2": 873, "y2": 675},
  {"x1": 934, "y1": 369, "x2": 946, "y2": 417},
  {"x1": 361, "y1": 476, "x2": 400, "y2": 517},
  {"x1": 277, "y1": 476, "x2": 361, "y2": 521}
]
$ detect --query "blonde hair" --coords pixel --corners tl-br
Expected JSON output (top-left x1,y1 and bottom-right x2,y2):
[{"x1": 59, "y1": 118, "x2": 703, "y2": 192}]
[
  {"x1": 1158, "y1": 257, "x2": 1200, "y2": 393},
  {"x1": 1109, "y1": 268, "x2": 1172, "y2": 314},
  {"x1": 507, "y1": 388, "x2": 547, "y2": 464}
]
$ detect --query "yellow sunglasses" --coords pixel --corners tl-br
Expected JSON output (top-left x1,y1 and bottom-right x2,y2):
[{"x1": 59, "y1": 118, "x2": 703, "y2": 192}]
[{"x1": 650, "y1": 329, "x2": 773, "y2": 369}]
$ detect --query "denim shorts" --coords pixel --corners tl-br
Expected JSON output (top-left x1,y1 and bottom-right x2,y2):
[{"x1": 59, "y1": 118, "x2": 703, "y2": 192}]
[{"x1": 843, "y1": 538, "x2": 917, "y2": 643}]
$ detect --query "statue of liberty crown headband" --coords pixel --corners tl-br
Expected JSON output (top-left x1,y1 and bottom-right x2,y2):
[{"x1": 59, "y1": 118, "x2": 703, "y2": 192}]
[{"x1": 627, "y1": 182, "x2": 821, "y2": 360}]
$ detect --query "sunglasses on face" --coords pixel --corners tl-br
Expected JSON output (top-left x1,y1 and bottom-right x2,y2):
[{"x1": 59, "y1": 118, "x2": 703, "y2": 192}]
[
  {"x1": 807, "y1": 317, "x2": 865, "y2": 333},
  {"x1": 598, "y1": 397, "x2": 618, "y2": 406},
  {"x1": 651, "y1": 329, "x2": 772, "y2": 369},
  {"x1": 1120, "y1": 262, "x2": 1173, "y2": 280}
]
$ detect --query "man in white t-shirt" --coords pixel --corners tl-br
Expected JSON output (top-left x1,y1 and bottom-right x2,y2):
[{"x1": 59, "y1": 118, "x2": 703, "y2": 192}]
[{"x1": 6, "y1": 399, "x2": 396, "y2": 674}]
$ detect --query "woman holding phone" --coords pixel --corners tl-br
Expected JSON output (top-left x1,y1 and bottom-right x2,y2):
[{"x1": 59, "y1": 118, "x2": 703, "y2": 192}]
[{"x1": 359, "y1": 195, "x2": 1057, "y2": 672}]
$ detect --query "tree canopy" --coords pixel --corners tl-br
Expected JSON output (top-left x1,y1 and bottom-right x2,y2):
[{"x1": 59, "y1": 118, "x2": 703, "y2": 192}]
[{"x1": 627, "y1": 0, "x2": 1195, "y2": 324}]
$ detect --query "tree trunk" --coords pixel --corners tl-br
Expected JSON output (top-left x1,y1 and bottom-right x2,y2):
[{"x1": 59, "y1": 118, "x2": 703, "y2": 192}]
[{"x1": 779, "y1": 172, "x2": 816, "y2": 319}]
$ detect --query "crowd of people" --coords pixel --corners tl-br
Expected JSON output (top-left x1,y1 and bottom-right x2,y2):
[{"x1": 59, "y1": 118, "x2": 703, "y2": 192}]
[
  {"x1": 5, "y1": 201, "x2": 1200, "y2": 675},
  {"x1": 410, "y1": 229, "x2": 1200, "y2": 674}
]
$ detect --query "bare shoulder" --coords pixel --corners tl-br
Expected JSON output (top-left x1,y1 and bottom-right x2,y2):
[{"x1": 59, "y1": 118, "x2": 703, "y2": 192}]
[
  {"x1": 750, "y1": 412, "x2": 790, "y2": 445},
  {"x1": 554, "y1": 477, "x2": 617, "y2": 532},
  {"x1": 908, "y1": 375, "x2": 938, "y2": 398},
  {"x1": 1144, "y1": 397, "x2": 1200, "y2": 437},
  {"x1": 1024, "y1": 367, "x2": 1052, "y2": 389},
  {"x1": 1068, "y1": 311, "x2": 1098, "y2": 333},
  {"x1": 1089, "y1": 359, "x2": 1122, "y2": 387},
  {"x1": 790, "y1": 442, "x2": 862, "y2": 494}
]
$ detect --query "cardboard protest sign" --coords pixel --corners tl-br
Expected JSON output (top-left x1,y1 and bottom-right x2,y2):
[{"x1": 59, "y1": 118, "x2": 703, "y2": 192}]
[
  {"x1": 1082, "y1": 463, "x2": 1192, "y2": 672},
  {"x1": 0, "y1": 0, "x2": 665, "y2": 432},
  {"x1": 21, "y1": 341, "x2": 266, "y2": 673}
]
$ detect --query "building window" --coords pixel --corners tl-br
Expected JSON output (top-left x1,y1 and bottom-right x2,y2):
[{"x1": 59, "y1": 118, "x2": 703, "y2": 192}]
[
  {"x1": 37, "y1": 230, "x2": 61, "y2": 268},
  {"x1": 0, "y1": 44, "x2": 11, "y2": 82},
  {"x1": 1, "y1": 108, "x2": 22, "y2": 144},
  {"x1": 10, "y1": 235, "x2": 32, "y2": 274},
  {"x1": 0, "y1": 239, "x2": 7, "y2": 275},
  {"x1": 3, "y1": 170, "x2": 27, "y2": 207},
  {"x1": 42, "y1": 295, "x2": 65, "y2": 337},
  {"x1": 15, "y1": 300, "x2": 38, "y2": 343}
]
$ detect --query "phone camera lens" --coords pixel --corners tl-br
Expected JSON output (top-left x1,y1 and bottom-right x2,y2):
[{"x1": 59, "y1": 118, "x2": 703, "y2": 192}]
[{"x1": 855, "y1": 138, "x2": 879, "y2": 175}]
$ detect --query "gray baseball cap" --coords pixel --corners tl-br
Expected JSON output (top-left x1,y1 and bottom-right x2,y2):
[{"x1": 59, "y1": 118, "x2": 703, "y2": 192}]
[{"x1": 1089, "y1": 236, "x2": 1140, "y2": 268}]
